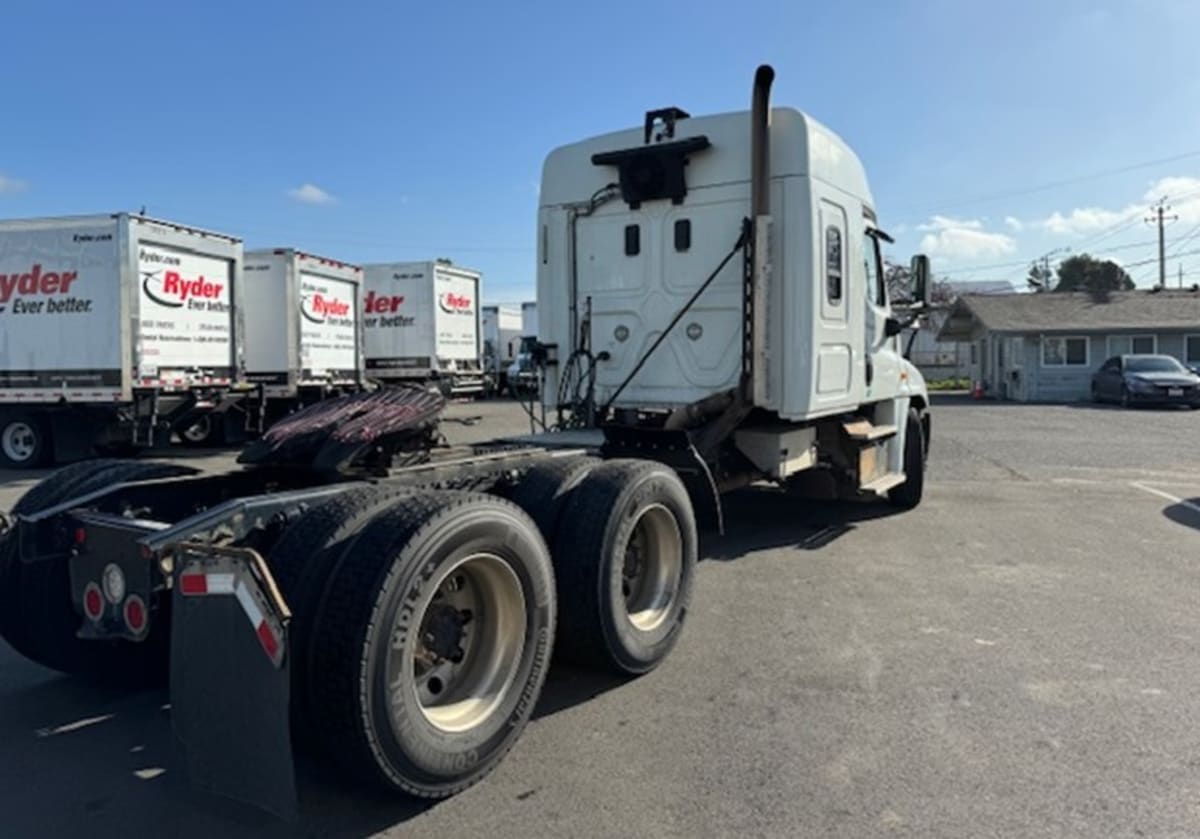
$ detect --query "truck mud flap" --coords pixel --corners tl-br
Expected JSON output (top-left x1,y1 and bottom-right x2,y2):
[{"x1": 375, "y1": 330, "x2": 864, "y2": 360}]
[{"x1": 170, "y1": 544, "x2": 297, "y2": 820}]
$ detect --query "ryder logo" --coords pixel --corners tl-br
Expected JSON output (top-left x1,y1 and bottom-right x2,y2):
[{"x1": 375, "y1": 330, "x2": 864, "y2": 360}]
[
  {"x1": 0, "y1": 264, "x2": 87, "y2": 314},
  {"x1": 142, "y1": 270, "x2": 225, "y2": 309},
  {"x1": 301, "y1": 293, "x2": 352, "y2": 324},
  {"x1": 438, "y1": 292, "x2": 473, "y2": 315}
]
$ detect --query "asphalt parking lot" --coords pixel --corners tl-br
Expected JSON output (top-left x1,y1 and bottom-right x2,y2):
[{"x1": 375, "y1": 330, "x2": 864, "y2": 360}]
[{"x1": 2, "y1": 396, "x2": 1200, "y2": 838}]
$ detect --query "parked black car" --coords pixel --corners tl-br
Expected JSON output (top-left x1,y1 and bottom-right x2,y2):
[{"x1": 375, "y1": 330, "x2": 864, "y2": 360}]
[{"x1": 1092, "y1": 354, "x2": 1200, "y2": 408}]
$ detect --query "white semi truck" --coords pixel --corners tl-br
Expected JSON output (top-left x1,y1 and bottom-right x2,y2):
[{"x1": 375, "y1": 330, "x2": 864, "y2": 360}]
[
  {"x1": 481, "y1": 304, "x2": 522, "y2": 393},
  {"x1": 0, "y1": 213, "x2": 249, "y2": 467},
  {"x1": 361, "y1": 260, "x2": 485, "y2": 396},
  {"x1": 0, "y1": 66, "x2": 930, "y2": 814},
  {"x1": 241, "y1": 248, "x2": 365, "y2": 424}
]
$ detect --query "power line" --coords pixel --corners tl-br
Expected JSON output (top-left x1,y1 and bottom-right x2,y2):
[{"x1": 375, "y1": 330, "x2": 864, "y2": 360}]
[{"x1": 896, "y1": 148, "x2": 1200, "y2": 215}]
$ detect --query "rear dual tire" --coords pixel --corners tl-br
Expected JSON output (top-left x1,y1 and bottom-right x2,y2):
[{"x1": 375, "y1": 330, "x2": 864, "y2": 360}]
[
  {"x1": 550, "y1": 460, "x2": 697, "y2": 675},
  {"x1": 307, "y1": 493, "x2": 555, "y2": 798}
]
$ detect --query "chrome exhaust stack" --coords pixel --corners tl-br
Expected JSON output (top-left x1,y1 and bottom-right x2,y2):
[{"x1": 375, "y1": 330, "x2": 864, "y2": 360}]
[
  {"x1": 750, "y1": 64, "x2": 774, "y2": 218},
  {"x1": 747, "y1": 64, "x2": 774, "y2": 407}
]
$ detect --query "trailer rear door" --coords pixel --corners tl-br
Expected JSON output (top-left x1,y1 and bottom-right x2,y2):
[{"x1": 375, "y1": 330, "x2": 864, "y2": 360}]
[
  {"x1": 136, "y1": 242, "x2": 236, "y2": 386},
  {"x1": 298, "y1": 270, "x2": 359, "y2": 382},
  {"x1": 432, "y1": 267, "x2": 479, "y2": 362}
]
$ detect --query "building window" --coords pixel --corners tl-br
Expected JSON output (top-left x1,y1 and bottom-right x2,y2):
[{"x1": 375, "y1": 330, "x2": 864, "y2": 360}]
[
  {"x1": 825, "y1": 226, "x2": 843, "y2": 303},
  {"x1": 1186, "y1": 335, "x2": 1200, "y2": 363},
  {"x1": 1107, "y1": 335, "x2": 1157, "y2": 356},
  {"x1": 1042, "y1": 336, "x2": 1089, "y2": 367},
  {"x1": 970, "y1": 342, "x2": 978, "y2": 364}
]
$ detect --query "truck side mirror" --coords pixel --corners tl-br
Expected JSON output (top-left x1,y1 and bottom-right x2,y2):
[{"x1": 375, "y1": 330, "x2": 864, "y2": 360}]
[{"x1": 910, "y1": 254, "x2": 931, "y2": 307}]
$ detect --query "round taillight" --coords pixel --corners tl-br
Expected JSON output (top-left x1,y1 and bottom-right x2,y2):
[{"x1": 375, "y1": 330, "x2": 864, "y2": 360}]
[
  {"x1": 102, "y1": 563, "x2": 126, "y2": 604},
  {"x1": 83, "y1": 583, "x2": 105, "y2": 622},
  {"x1": 123, "y1": 595, "x2": 147, "y2": 634}
]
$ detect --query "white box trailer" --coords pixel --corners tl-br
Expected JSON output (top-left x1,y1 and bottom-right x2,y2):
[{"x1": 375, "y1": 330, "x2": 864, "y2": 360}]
[
  {"x1": 481, "y1": 304, "x2": 522, "y2": 391},
  {"x1": 521, "y1": 301, "x2": 538, "y2": 338},
  {"x1": 361, "y1": 260, "x2": 484, "y2": 395},
  {"x1": 0, "y1": 213, "x2": 246, "y2": 467},
  {"x1": 507, "y1": 300, "x2": 540, "y2": 393},
  {"x1": 242, "y1": 249, "x2": 365, "y2": 409}
]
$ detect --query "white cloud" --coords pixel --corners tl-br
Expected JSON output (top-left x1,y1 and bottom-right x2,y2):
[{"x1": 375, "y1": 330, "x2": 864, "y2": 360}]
[
  {"x1": 1039, "y1": 175, "x2": 1200, "y2": 236},
  {"x1": 917, "y1": 214, "x2": 981, "y2": 232},
  {"x1": 1145, "y1": 176, "x2": 1200, "y2": 224},
  {"x1": 0, "y1": 173, "x2": 27, "y2": 194},
  {"x1": 917, "y1": 215, "x2": 1016, "y2": 261},
  {"x1": 287, "y1": 183, "x2": 337, "y2": 205},
  {"x1": 1041, "y1": 207, "x2": 1127, "y2": 235},
  {"x1": 1004, "y1": 216, "x2": 1023, "y2": 232}
]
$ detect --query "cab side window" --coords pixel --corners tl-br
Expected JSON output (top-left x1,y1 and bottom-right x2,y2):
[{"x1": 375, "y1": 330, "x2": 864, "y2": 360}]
[{"x1": 863, "y1": 231, "x2": 885, "y2": 306}]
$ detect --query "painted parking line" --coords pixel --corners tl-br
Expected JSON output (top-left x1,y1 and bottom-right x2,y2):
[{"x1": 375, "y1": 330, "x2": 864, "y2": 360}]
[{"x1": 1130, "y1": 481, "x2": 1200, "y2": 516}]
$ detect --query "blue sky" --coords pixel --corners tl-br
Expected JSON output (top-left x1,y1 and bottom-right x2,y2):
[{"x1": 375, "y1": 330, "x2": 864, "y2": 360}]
[{"x1": 4, "y1": 0, "x2": 1200, "y2": 300}]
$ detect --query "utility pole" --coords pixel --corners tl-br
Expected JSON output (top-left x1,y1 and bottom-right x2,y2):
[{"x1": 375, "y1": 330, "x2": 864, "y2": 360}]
[
  {"x1": 1031, "y1": 247, "x2": 1069, "y2": 291},
  {"x1": 1145, "y1": 198, "x2": 1178, "y2": 288}
]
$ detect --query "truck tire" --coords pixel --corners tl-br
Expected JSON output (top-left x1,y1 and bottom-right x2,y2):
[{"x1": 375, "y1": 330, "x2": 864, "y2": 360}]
[
  {"x1": 0, "y1": 412, "x2": 50, "y2": 469},
  {"x1": 309, "y1": 493, "x2": 554, "y2": 798},
  {"x1": 0, "y1": 458, "x2": 125, "y2": 641},
  {"x1": 6, "y1": 460, "x2": 195, "y2": 683},
  {"x1": 504, "y1": 455, "x2": 598, "y2": 546},
  {"x1": 8, "y1": 458, "x2": 125, "y2": 516},
  {"x1": 552, "y1": 459, "x2": 697, "y2": 675},
  {"x1": 267, "y1": 484, "x2": 414, "y2": 734},
  {"x1": 887, "y1": 408, "x2": 926, "y2": 511}
]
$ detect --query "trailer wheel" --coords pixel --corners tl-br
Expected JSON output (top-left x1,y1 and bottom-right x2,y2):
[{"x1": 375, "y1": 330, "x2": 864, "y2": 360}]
[
  {"x1": 887, "y1": 408, "x2": 926, "y2": 511},
  {"x1": 504, "y1": 455, "x2": 598, "y2": 546},
  {"x1": 0, "y1": 412, "x2": 50, "y2": 468},
  {"x1": 6, "y1": 460, "x2": 196, "y2": 684},
  {"x1": 179, "y1": 415, "x2": 226, "y2": 447},
  {"x1": 553, "y1": 459, "x2": 697, "y2": 675},
  {"x1": 309, "y1": 493, "x2": 554, "y2": 798},
  {"x1": 267, "y1": 485, "x2": 414, "y2": 734}
]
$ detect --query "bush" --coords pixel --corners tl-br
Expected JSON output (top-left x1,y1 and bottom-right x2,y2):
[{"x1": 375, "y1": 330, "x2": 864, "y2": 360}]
[{"x1": 926, "y1": 377, "x2": 971, "y2": 391}]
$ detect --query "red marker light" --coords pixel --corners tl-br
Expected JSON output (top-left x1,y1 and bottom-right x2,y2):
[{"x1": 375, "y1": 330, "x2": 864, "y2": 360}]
[
  {"x1": 83, "y1": 583, "x2": 104, "y2": 621},
  {"x1": 74, "y1": 528, "x2": 87, "y2": 546},
  {"x1": 123, "y1": 595, "x2": 147, "y2": 634}
]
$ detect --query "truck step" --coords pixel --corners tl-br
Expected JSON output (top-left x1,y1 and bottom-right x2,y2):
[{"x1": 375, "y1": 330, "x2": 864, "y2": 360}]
[
  {"x1": 842, "y1": 420, "x2": 898, "y2": 442},
  {"x1": 860, "y1": 472, "x2": 907, "y2": 495}
]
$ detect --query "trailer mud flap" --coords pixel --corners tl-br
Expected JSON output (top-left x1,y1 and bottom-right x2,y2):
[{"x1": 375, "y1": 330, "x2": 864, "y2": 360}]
[{"x1": 170, "y1": 544, "x2": 297, "y2": 820}]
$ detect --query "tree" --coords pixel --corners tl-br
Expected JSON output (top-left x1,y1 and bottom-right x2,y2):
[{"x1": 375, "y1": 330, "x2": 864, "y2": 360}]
[
  {"x1": 1052, "y1": 254, "x2": 1134, "y2": 300},
  {"x1": 884, "y1": 259, "x2": 953, "y2": 305},
  {"x1": 1026, "y1": 261, "x2": 1053, "y2": 293}
]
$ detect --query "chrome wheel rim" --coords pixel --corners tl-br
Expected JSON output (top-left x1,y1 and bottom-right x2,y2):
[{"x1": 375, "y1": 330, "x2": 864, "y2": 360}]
[
  {"x1": 621, "y1": 504, "x2": 683, "y2": 633},
  {"x1": 391, "y1": 553, "x2": 527, "y2": 735},
  {"x1": 182, "y1": 416, "x2": 211, "y2": 443},
  {"x1": 1, "y1": 421, "x2": 37, "y2": 463}
]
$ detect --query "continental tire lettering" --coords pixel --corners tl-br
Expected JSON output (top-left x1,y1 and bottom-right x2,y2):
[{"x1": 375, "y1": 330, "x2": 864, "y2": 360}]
[{"x1": 510, "y1": 623, "x2": 551, "y2": 727}]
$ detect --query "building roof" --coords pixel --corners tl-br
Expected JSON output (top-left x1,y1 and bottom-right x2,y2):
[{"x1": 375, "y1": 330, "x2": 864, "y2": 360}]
[
  {"x1": 938, "y1": 289, "x2": 1200, "y2": 341},
  {"x1": 944, "y1": 280, "x2": 1016, "y2": 296}
]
